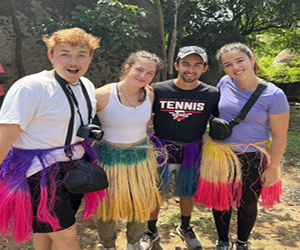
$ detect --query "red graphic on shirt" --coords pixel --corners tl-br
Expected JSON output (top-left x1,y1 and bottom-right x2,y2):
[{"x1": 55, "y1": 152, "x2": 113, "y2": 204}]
[{"x1": 170, "y1": 110, "x2": 192, "y2": 121}]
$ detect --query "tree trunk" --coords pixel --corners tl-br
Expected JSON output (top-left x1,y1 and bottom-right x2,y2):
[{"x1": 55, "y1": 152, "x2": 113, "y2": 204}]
[
  {"x1": 166, "y1": 0, "x2": 182, "y2": 79},
  {"x1": 176, "y1": 0, "x2": 190, "y2": 51},
  {"x1": 154, "y1": 0, "x2": 167, "y2": 80},
  {"x1": 9, "y1": 0, "x2": 25, "y2": 78}
]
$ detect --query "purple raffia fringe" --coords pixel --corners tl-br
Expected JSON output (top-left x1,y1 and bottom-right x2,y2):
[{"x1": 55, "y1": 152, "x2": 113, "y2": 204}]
[
  {"x1": 0, "y1": 139, "x2": 106, "y2": 243},
  {"x1": 149, "y1": 133, "x2": 202, "y2": 197}
]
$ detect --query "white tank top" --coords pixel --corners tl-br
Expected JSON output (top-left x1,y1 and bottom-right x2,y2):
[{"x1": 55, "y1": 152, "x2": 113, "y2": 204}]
[{"x1": 97, "y1": 83, "x2": 152, "y2": 144}]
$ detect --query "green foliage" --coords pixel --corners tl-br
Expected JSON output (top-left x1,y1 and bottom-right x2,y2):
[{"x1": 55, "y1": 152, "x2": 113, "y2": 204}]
[
  {"x1": 227, "y1": 0, "x2": 300, "y2": 36},
  {"x1": 155, "y1": 0, "x2": 300, "y2": 48},
  {"x1": 285, "y1": 107, "x2": 300, "y2": 165},
  {"x1": 248, "y1": 27, "x2": 300, "y2": 56},
  {"x1": 252, "y1": 32, "x2": 300, "y2": 84},
  {"x1": 157, "y1": 0, "x2": 240, "y2": 38},
  {"x1": 268, "y1": 29, "x2": 300, "y2": 54},
  {"x1": 173, "y1": 0, "x2": 299, "y2": 35},
  {"x1": 257, "y1": 55, "x2": 300, "y2": 84},
  {"x1": 34, "y1": 0, "x2": 150, "y2": 51}
]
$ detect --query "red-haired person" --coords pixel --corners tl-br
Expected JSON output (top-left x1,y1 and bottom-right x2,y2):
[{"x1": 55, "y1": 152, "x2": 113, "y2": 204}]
[{"x1": 0, "y1": 28, "x2": 103, "y2": 250}]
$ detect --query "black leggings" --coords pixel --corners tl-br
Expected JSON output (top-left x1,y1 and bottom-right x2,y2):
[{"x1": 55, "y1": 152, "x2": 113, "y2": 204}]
[{"x1": 212, "y1": 152, "x2": 263, "y2": 242}]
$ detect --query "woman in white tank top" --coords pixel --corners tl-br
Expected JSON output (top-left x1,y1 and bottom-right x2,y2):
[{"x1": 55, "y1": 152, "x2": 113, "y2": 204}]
[{"x1": 93, "y1": 51, "x2": 164, "y2": 250}]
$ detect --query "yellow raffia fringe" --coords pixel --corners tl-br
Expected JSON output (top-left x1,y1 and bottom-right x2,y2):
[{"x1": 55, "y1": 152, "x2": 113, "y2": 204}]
[
  {"x1": 200, "y1": 136, "x2": 272, "y2": 184},
  {"x1": 96, "y1": 142, "x2": 162, "y2": 222}
]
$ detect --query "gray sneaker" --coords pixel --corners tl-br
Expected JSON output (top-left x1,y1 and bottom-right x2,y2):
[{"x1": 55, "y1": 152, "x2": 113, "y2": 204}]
[
  {"x1": 233, "y1": 241, "x2": 249, "y2": 250},
  {"x1": 126, "y1": 242, "x2": 143, "y2": 250},
  {"x1": 176, "y1": 226, "x2": 202, "y2": 249},
  {"x1": 140, "y1": 229, "x2": 160, "y2": 250},
  {"x1": 216, "y1": 239, "x2": 232, "y2": 250}
]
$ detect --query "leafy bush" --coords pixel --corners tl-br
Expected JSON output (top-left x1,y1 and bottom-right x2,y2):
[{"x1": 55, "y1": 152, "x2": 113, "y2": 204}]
[
  {"x1": 257, "y1": 56, "x2": 300, "y2": 83},
  {"x1": 251, "y1": 31, "x2": 300, "y2": 84},
  {"x1": 33, "y1": 0, "x2": 150, "y2": 51}
]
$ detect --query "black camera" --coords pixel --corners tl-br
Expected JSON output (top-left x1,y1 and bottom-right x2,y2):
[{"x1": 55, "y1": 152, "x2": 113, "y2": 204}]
[{"x1": 77, "y1": 124, "x2": 104, "y2": 140}]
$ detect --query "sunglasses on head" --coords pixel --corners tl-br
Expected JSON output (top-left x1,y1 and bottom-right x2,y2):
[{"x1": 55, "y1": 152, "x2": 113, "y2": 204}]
[{"x1": 179, "y1": 46, "x2": 206, "y2": 53}]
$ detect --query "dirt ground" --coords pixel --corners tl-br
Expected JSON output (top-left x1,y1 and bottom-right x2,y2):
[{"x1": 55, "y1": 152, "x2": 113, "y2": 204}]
[
  {"x1": 3, "y1": 165, "x2": 298, "y2": 250},
  {"x1": 74, "y1": 165, "x2": 300, "y2": 250}
]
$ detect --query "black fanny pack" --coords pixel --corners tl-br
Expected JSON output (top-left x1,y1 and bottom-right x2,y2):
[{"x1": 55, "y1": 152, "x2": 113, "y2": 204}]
[
  {"x1": 62, "y1": 159, "x2": 108, "y2": 194},
  {"x1": 209, "y1": 117, "x2": 233, "y2": 140},
  {"x1": 209, "y1": 80, "x2": 268, "y2": 140}
]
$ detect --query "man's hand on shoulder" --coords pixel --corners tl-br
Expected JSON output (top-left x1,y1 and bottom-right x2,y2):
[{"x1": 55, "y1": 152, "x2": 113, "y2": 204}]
[{"x1": 145, "y1": 84, "x2": 154, "y2": 92}]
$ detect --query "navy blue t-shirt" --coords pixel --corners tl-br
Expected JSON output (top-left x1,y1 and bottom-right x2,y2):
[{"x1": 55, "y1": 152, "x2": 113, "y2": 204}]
[{"x1": 153, "y1": 80, "x2": 220, "y2": 143}]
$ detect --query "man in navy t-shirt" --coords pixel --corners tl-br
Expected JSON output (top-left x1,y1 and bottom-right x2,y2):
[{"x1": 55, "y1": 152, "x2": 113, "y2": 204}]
[{"x1": 140, "y1": 46, "x2": 220, "y2": 250}]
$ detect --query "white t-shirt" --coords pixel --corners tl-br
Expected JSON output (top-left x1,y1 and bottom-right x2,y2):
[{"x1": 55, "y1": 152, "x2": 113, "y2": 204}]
[{"x1": 0, "y1": 70, "x2": 97, "y2": 176}]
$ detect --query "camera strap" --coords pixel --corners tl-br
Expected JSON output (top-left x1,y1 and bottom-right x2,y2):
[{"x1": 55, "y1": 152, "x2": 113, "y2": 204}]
[
  {"x1": 228, "y1": 79, "x2": 268, "y2": 128},
  {"x1": 54, "y1": 71, "x2": 93, "y2": 158}
]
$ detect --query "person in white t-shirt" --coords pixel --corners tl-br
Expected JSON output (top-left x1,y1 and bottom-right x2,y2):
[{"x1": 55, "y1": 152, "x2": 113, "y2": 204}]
[{"x1": 0, "y1": 28, "x2": 101, "y2": 250}]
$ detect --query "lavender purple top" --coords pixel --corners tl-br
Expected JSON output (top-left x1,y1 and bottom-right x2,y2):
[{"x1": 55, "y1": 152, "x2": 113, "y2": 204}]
[{"x1": 217, "y1": 75, "x2": 289, "y2": 152}]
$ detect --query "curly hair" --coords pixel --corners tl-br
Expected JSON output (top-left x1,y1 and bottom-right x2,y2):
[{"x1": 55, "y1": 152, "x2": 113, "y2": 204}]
[{"x1": 43, "y1": 27, "x2": 100, "y2": 55}]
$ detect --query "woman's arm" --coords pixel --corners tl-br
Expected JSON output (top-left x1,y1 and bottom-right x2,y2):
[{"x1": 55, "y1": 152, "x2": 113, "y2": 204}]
[
  {"x1": 261, "y1": 111, "x2": 289, "y2": 187},
  {"x1": 95, "y1": 84, "x2": 111, "y2": 112}
]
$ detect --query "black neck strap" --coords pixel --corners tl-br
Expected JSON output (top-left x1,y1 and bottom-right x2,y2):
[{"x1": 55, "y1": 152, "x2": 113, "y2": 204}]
[
  {"x1": 229, "y1": 79, "x2": 268, "y2": 127},
  {"x1": 54, "y1": 71, "x2": 92, "y2": 157}
]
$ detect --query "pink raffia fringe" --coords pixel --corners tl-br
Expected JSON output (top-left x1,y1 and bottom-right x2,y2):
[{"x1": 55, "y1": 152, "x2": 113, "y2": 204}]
[
  {"x1": 194, "y1": 179, "x2": 242, "y2": 211},
  {"x1": 0, "y1": 184, "x2": 34, "y2": 243},
  {"x1": 82, "y1": 190, "x2": 107, "y2": 220},
  {"x1": 193, "y1": 136, "x2": 282, "y2": 211},
  {"x1": 260, "y1": 179, "x2": 282, "y2": 209},
  {"x1": 81, "y1": 142, "x2": 107, "y2": 220}
]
